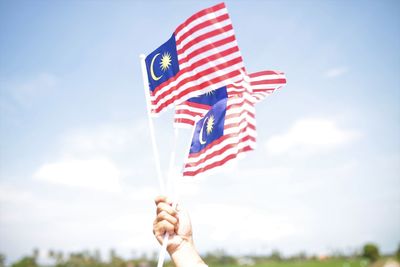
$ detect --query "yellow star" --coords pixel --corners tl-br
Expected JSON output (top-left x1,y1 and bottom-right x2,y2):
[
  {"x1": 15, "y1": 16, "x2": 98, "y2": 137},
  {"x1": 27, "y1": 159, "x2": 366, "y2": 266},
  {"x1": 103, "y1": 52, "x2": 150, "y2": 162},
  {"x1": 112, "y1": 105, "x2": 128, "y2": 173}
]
[
  {"x1": 160, "y1": 52, "x2": 172, "y2": 71},
  {"x1": 206, "y1": 115, "x2": 215, "y2": 135}
]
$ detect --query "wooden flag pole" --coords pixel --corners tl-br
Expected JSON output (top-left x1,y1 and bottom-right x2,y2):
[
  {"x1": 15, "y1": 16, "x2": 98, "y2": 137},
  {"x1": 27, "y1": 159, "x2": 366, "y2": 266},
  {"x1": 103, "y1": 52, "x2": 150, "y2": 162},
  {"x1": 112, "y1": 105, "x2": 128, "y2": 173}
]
[{"x1": 139, "y1": 54, "x2": 165, "y2": 193}]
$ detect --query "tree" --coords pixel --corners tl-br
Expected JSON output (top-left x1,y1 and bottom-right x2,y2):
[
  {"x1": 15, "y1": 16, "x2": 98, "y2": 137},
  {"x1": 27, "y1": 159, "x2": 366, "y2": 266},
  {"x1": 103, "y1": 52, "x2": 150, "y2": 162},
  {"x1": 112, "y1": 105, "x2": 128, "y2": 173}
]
[
  {"x1": 11, "y1": 256, "x2": 38, "y2": 267},
  {"x1": 0, "y1": 254, "x2": 5, "y2": 267},
  {"x1": 396, "y1": 243, "x2": 400, "y2": 261},
  {"x1": 270, "y1": 249, "x2": 282, "y2": 261},
  {"x1": 362, "y1": 243, "x2": 380, "y2": 262}
]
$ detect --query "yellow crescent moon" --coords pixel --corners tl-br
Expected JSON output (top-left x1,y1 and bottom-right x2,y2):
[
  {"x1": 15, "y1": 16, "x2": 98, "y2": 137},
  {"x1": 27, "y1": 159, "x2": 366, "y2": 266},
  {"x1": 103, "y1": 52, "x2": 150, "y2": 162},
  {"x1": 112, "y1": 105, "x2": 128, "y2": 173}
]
[
  {"x1": 150, "y1": 53, "x2": 162, "y2": 81},
  {"x1": 199, "y1": 117, "x2": 209, "y2": 145}
]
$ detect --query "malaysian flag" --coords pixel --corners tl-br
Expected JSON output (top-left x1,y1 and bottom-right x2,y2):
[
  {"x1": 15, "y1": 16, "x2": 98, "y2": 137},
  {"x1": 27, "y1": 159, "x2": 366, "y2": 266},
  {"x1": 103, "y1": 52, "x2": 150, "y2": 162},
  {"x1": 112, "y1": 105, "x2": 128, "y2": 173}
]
[
  {"x1": 144, "y1": 3, "x2": 245, "y2": 115},
  {"x1": 182, "y1": 95, "x2": 255, "y2": 177}
]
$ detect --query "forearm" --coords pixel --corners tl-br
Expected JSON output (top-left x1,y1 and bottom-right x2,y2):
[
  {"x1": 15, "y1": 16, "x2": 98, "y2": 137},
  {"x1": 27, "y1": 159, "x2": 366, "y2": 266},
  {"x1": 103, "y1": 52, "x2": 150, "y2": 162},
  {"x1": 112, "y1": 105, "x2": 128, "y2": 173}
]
[{"x1": 169, "y1": 241, "x2": 207, "y2": 267}]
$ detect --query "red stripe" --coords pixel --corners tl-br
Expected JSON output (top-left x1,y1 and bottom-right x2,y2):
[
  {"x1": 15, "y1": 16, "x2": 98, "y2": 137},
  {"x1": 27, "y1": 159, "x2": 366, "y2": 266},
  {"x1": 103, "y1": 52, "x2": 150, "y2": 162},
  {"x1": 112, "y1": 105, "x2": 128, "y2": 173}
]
[
  {"x1": 176, "y1": 13, "x2": 230, "y2": 46},
  {"x1": 175, "y1": 108, "x2": 204, "y2": 117},
  {"x1": 174, "y1": 118, "x2": 195, "y2": 126},
  {"x1": 177, "y1": 24, "x2": 234, "y2": 56},
  {"x1": 248, "y1": 70, "x2": 284, "y2": 77},
  {"x1": 175, "y1": 3, "x2": 226, "y2": 35},
  {"x1": 252, "y1": 88, "x2": 275, "y2": 92},
  {"x1": 247, "y1": 123, "x2": 256, "y2": 131},
  {"x1": 178, "y1": 35, "x2": 236, "y2": 66},
  {"x1": 248, "y1": 114, "x2": 256, "y2": 121},
  {"x1": 153, "y1": 61, "x2": 242, "y2": 113},
  {"x1": 250, "y1": 78, "x2": 287, "y2": 86}
]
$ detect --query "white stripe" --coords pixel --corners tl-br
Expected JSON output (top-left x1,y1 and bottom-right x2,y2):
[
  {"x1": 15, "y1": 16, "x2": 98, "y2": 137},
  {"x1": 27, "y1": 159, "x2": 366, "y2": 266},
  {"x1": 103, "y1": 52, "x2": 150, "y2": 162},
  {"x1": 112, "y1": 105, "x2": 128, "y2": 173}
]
[
  {"x1": 174, "y1": 113, "x2": 200, "y2": 121},
  {"x1": 173, "y1": 122, "x2": 193, "y2": 129},
  {"x1": 176, "y1": 17, "x2": 232, "y2": 50},
  {"x1": 175, "y1": 8, "x2": 228, "y2": 41},
  {"x1": 249, "y1": 74, "x2": 286, "y2": 82},
  {"x1": 251, "y1": 84, "x2": 281, "y2": 90}
]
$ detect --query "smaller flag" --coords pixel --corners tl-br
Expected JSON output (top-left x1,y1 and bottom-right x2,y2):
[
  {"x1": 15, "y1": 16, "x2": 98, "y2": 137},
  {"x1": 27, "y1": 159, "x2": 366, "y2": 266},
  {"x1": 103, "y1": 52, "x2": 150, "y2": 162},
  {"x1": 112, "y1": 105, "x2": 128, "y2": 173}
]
[{"x1": 182, "y1": 95, "x2": 255, "y2": 177}]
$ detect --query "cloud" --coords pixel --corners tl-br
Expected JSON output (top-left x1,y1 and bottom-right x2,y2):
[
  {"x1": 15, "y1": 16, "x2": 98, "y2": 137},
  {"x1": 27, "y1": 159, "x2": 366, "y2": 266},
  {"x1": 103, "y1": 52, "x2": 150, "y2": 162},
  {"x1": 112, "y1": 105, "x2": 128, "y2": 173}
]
[
  {"x1": 265, "y1": 118, "x2": 360, "y2": 155},
  {"x1": 192, "y1": 204, "x2": 298, "y2": 243},
  {"x1": 34, "y1": 157, "x2": 122, "y2": 192},
  {"x1": 324, "y1": 67, "x2": 348, "y2": 78},
  {"x1": 10, "y1": 72, "x2": 57, "y2": 107},
  {"x1": 0, "y1": 184, "x2": 33, "y2": 204}
]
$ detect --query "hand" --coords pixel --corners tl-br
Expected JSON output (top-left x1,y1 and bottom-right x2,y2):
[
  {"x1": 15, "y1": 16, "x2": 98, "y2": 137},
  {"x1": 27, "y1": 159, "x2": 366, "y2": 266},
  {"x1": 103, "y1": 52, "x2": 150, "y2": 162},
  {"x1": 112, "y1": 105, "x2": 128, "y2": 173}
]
[
  {"x1": 153, "y1": 195, "x2": 193, "y2": 254},
  {"x1": 153, "y1": 196, "x2": 206, "y2": 267}
]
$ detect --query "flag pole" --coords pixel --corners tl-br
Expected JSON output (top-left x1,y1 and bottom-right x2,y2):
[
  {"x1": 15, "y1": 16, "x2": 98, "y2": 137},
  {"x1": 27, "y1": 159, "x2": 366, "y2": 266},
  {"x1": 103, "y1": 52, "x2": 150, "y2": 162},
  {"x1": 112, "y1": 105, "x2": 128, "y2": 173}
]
[
  {"x1": 158, "y1": 122, "x2": 196, "y2": 267},
  {"x1": 139, "y1": 54, "x2": 165, "y2": 193},
  {"x1": 156, "y1": 127, "x2": 179, "y2": 267}
]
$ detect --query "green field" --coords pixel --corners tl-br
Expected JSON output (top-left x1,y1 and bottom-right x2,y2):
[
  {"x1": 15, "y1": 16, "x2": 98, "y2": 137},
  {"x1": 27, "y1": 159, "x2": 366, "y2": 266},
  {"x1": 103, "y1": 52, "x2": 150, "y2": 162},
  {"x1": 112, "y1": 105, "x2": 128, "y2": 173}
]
[{"x1": 206, "y1": 258, "x2": 374, "y2": 267}]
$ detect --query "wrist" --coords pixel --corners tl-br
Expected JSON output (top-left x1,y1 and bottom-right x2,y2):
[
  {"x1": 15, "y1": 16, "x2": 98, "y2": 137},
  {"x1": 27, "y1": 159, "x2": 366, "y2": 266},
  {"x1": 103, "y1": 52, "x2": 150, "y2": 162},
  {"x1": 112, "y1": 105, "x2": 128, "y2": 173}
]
[{"x1": 169, "y1": 240, "x2": 206, "y2": 267}]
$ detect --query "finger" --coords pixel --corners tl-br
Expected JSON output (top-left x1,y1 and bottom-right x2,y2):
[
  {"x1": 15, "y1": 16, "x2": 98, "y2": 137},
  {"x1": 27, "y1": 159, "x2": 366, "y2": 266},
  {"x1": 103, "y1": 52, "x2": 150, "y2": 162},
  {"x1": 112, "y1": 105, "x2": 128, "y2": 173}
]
[
  {"x1": 154, "y1": 195, "x2": 173, "y2": 206},
  {"x1": 157, "y1": 210, "x2": 178, "y2": 225},
  {"x1": 155, "y1": 220, "x2": 175, "y2": 235},
  {"x1": 154, "y1": 195, "x2": 167, "y2": 205},
  {"x1": 156, "y1": 202, "x2": 177, "y2": 217}
]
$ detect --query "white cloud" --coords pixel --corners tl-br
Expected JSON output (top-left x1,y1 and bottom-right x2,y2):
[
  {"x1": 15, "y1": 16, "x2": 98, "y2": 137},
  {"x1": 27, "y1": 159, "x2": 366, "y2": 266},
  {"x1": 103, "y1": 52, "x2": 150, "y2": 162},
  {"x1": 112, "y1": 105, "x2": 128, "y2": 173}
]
[
  {"x1": 192, "y1": 204, "x2": 298, "y2": 243},
  {"x1": 0, "y1": 184, "x2": 33, "y2": 204},
  {"x1": 11, "y1": 72, "x2": 57, "y2": 106},
  {"x1": 34, "y1": 157, "x2": 122, "y2": 192},
  {"x1": 324, "y1": 67, "x2": 348, "y2": 78},
  {"x1": 265, "y1": 118, "x2": 359, "y2": 155}
]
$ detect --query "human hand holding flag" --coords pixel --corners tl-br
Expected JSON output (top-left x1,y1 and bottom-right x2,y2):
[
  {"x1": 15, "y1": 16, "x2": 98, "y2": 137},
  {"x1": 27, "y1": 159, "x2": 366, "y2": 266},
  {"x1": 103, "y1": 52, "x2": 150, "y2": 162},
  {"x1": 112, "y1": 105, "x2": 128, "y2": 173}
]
[{"x1": 153, "y1": 196, "x2": 206, "y2": 267}]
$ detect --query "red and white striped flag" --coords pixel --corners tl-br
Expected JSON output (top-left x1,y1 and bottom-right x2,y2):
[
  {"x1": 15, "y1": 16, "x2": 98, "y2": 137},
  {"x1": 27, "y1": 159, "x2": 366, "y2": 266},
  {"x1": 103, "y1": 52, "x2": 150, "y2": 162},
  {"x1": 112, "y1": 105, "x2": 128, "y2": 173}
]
[
  {"x1": 182, "y1": 94, "x2": 255, "y2": 177},
  {"x1": 145, "y1": 3, "x2": 245, "y2": 115}
]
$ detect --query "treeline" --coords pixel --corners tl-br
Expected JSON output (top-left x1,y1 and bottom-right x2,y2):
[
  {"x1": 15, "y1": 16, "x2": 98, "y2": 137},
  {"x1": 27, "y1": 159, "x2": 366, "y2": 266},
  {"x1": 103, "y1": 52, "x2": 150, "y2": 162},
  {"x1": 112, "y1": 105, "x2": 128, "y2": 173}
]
[{"x1": 1, "y1": 243, "x2": 399, "y2": 267}]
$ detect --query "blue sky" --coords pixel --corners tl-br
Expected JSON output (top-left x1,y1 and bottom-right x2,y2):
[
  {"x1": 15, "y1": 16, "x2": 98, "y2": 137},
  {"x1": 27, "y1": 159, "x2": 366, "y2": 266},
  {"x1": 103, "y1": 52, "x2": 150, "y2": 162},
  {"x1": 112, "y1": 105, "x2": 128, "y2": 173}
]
[{"x1": 0, "y1": 0, "x2": 399, "y2": 263}]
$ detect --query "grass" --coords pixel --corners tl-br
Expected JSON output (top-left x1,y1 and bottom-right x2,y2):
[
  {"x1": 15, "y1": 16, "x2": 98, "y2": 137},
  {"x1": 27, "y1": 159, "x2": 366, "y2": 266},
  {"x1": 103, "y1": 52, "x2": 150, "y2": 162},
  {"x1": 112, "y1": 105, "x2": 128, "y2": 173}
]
[{"x1": 208, "y1": 258, "x2": 368, "y2": 267}]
